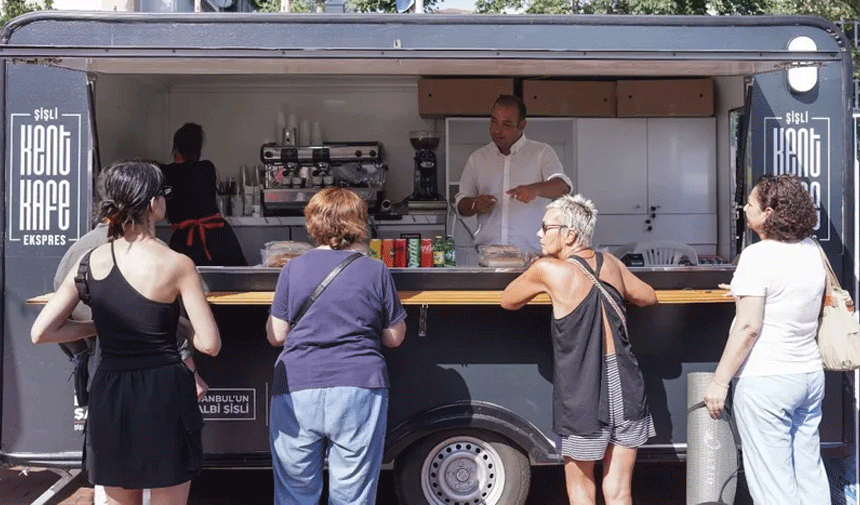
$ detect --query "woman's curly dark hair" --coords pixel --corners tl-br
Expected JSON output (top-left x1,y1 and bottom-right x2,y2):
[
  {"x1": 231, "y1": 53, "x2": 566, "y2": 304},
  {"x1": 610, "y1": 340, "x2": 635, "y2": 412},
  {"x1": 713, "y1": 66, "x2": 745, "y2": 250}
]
[{"x1": 754, "y1": 174, "x2": 817, "y2": 242}]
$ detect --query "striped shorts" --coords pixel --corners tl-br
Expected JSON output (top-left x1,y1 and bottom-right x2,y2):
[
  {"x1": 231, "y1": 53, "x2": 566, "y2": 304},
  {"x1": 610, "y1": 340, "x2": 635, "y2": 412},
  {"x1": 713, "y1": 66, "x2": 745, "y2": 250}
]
[{"x1": 559, "y1": 354, "x2": 656, "y2": 462}]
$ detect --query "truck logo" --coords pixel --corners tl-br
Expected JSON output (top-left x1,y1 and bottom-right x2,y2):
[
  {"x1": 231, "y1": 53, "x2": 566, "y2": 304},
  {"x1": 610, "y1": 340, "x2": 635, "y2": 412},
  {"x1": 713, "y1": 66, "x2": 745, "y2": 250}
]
[
  {"x1": 8, "y1": 107, "x2": 82, "y2": 247},
  {"x1": 764, "y1": 112, "x2": 830, "y2": 241},
  {"x1": 199, "y1": 388, "x2": 256, "y2": 421}
]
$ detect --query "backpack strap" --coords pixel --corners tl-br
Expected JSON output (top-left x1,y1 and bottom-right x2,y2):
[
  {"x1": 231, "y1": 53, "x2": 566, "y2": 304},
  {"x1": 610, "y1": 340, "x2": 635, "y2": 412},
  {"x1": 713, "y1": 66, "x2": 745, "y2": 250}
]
[{"x1": 74, "y1": 248, "x2": 95, "y2": 306}]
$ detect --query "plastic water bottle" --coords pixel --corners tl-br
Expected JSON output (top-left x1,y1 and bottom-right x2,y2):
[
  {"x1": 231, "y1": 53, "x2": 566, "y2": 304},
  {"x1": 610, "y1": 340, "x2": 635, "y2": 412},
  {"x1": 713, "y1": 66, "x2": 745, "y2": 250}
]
[{"x1": 444, "y1": 236, "x2": 456, "y2": 267}]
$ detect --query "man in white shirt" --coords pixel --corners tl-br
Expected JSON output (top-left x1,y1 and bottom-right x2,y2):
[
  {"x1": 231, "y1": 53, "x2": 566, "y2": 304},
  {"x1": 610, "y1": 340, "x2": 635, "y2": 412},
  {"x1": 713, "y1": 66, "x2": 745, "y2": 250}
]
[{"x1": 456, "y1": 95, "x2": 572, "y2": 253}]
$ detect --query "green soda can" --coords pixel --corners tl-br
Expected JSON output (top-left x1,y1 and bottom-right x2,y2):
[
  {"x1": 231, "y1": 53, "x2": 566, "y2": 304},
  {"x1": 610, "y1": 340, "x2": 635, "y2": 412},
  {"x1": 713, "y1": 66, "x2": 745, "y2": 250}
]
[{"x1": 407, "y1": 238, "x2": 421, "y2": 267}]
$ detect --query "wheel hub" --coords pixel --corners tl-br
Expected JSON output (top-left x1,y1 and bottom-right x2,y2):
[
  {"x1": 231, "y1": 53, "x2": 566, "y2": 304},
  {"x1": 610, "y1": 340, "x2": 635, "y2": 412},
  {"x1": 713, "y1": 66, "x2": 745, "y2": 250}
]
[{"x1": 420, "y1": 436, "x2": 506, "y2": 505}]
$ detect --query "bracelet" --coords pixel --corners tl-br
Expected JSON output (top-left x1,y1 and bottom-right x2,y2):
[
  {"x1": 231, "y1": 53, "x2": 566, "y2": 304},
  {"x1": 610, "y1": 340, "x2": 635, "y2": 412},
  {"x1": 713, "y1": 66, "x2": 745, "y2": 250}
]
[{"x1": 711, "y1": 377, "x2": 730, "y2": 389}]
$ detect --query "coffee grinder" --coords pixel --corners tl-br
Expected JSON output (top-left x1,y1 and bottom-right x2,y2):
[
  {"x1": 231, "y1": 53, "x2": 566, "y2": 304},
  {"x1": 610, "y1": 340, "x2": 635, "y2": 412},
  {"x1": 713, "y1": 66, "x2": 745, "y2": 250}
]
[{"x1": 407, "y1": 131, "x2": 447, "y2": 212}]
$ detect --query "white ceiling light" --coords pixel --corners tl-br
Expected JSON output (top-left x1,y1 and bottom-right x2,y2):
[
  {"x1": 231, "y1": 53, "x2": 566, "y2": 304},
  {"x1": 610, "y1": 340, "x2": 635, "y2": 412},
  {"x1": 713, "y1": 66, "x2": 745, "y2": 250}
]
[{"x1": 787, "y1": 36, "x2": 818, "y2": 94}]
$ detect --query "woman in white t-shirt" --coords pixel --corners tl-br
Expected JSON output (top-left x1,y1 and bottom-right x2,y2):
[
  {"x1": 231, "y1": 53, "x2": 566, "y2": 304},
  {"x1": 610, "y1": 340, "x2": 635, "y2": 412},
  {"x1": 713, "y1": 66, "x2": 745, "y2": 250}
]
[{"x1": 704, "y1": 174, "x2": 828, "y2": 505}]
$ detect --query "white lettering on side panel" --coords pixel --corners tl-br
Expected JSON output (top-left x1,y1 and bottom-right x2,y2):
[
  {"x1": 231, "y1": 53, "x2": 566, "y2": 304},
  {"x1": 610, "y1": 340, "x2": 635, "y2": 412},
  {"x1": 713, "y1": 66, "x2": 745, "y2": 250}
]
[
  {"x1": 9, "y1": 109, "x2": 81, "y2": 245},
  {"x1": 764, "y1": 113, "x2": 830, "y2": 241}
]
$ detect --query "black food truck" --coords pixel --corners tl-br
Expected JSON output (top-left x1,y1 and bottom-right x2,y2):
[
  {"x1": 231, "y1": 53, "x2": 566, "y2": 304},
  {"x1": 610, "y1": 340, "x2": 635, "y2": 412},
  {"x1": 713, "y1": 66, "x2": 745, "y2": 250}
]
[{"x1": 1, "y1": 12, "x2": 856, "y2": 505}]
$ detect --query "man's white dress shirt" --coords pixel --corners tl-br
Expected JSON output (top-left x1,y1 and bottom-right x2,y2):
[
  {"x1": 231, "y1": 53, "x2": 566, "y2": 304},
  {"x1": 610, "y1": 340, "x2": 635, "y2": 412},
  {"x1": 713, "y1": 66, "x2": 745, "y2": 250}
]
[{"x1": 455, "y1": 134, "x2": 572, "y2": 253}]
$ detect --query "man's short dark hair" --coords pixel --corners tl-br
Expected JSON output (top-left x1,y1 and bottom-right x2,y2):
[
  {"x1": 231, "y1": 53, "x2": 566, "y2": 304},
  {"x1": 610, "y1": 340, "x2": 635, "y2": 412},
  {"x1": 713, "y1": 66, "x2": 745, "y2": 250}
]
[{"x1": 494, "y1": 95, "x2": 527, "y2": 123}]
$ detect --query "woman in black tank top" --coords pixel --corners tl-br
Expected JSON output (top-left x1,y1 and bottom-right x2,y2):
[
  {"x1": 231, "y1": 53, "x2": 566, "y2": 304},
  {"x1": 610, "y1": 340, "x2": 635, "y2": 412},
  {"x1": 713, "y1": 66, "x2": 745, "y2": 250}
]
[
  {"x1": 501, "y1": 194, "x2": 657, "y2": 505},
  {"x1": 160, "y1": 123, "x2": 247, "y2": 267},
  {"x1": 32, "y1": 161, "x2": 221, "y2": 505}
]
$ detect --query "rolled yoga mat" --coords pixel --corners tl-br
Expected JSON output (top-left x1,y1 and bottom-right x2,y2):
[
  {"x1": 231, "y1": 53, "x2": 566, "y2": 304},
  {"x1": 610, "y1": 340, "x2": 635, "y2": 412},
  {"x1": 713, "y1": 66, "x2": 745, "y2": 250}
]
[{"x1": 687, "y1": 372, "x2": 738, "y2": 505}]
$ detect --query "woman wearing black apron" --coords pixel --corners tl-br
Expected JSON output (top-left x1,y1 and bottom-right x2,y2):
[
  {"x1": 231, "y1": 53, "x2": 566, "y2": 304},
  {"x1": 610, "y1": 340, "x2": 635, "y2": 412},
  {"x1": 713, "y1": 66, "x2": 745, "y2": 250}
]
[{"x1": 161, "y1": 123, "x2": 247, "y2": 266}]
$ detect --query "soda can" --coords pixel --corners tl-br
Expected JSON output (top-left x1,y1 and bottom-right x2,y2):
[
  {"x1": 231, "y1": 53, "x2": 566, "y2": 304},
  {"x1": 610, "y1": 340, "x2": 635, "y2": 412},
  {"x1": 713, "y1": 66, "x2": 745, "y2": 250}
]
[
  {"x1": 393, "y1": 239, "x2": 407, "y2": 268},
  {"x1": 381, "y1": 239, "x2": 394, "y2": 267},
  {"x1": 369, "y1": 239, "x2": 382, "y2": 260},
  {"x1": 407, "y1": 238, "x2": 421, "y2": 267},
  {"x1": 421, "y1": 238, "x2": 433, "y2": 267}
]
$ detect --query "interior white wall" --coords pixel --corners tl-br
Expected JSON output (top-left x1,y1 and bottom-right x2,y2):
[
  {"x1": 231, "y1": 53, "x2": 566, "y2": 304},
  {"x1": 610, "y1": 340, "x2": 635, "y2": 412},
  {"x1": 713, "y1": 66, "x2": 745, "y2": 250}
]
[
  {"x1": 714, "y1": 75, "x2": 747, "y2": 260},
  {"x1": 94, "y1": 75, "x2": 168, "y2": 169},
  {"x1": 166, "y1": 77, "x2": 438, "y2": 204}
]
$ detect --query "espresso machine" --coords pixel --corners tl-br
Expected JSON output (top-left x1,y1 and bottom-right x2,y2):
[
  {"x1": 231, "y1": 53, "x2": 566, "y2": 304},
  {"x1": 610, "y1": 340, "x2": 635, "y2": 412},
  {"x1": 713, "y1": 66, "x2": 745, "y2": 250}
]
[
  {"x1": 407, "y1": 131, "x2": 447, "y2": 212},
  {"x1": 259, "y1": 142, "x2": 385, "y2": 215}
]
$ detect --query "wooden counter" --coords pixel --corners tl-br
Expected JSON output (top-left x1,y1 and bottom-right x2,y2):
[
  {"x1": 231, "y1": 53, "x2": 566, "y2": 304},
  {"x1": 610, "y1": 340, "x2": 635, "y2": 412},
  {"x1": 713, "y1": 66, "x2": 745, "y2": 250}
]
[{"x1": 29, "y1": 289, "x2": 731, "y2": 306}]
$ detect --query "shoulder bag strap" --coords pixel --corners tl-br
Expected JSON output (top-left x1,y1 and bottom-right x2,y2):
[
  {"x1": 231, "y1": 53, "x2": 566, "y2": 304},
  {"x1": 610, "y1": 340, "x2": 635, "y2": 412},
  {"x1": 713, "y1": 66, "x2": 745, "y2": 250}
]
[
  {"x1": 74, "y1": 248, "x2": 95, "y2": 306},
  {"x1": 568, "y1": 255, "x2": 627, "y2": 330},
  {"x1": 290, "y1": 252, "x2": 363, "y2": 327},
  {"x1": 814, "y1": 241, "x2": 840, "y2": 298}
]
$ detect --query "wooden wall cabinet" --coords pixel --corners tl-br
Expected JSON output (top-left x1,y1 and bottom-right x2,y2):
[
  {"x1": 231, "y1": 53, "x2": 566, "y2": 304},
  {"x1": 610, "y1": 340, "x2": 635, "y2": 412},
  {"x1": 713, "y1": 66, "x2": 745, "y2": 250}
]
[
  {"x1": 522, "y1": 80, "x2": 616, "y2": 117},
  {"x1": 418, "y1": 78, "x2": 514, "y2": 118}
]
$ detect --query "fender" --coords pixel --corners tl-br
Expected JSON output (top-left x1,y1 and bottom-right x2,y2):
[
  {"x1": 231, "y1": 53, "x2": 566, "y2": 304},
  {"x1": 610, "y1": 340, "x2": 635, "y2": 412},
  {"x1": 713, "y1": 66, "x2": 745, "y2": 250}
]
[{"x1": 384, "y1": 400, "x2": 561, "y2": 465}]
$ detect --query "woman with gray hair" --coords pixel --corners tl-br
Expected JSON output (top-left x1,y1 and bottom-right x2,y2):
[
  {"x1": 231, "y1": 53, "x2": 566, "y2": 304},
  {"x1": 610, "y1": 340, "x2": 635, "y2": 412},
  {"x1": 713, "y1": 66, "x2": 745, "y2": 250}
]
[{"x1": 501, "y1": 194, "x2": 657, "y2": 505}]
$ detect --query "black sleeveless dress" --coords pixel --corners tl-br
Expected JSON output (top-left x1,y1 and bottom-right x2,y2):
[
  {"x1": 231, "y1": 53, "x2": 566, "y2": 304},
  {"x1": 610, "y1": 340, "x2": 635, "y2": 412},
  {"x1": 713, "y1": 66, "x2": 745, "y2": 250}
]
[
  {"x1": 551, "y1": 253, "x2": 651, "y2": 437},
  {"x1": 84, "y1": 241, "x2": 204, "y2": 489}
]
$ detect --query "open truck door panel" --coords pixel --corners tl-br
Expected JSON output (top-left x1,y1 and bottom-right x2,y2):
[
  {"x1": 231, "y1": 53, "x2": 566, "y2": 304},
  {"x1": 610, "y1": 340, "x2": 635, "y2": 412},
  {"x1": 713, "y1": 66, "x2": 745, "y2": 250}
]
[{"x1": 0, "y1": 12, "x2": 855, "y2": 504}]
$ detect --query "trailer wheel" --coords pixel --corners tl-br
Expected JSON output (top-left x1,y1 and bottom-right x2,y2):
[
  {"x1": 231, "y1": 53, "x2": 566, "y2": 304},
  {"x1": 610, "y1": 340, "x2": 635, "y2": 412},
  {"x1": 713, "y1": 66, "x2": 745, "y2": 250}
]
[{"x1": 394, "y1": 429, "x2": 531, "y2": 505}]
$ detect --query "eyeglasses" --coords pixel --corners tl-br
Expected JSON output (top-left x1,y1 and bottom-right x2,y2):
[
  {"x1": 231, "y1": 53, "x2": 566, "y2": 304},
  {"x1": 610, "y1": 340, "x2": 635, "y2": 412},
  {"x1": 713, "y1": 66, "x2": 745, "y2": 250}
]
[
  {"x1": 541, "y1": 223, "x2": 567, "y2": 233},
  {"x1": 157, "y1": 186, "x2": 173, "y2": 200}
]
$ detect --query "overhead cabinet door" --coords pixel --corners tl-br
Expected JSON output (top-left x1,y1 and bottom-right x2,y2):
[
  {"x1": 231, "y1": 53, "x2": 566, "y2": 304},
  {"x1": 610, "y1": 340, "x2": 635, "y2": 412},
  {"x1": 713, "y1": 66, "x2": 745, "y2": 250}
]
[
  {"x1": 646, "y1": 118, "x2": 716, "y2": 214},
  {"x1": 576, "y1": 118, "x2": 647, "y2": 214}
]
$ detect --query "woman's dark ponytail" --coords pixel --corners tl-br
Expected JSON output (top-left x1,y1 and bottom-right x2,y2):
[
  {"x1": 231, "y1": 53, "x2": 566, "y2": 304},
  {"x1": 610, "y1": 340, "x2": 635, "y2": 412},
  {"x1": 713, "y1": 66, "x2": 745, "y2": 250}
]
[{"x1": 97, "y1": 161, "x2": 165, "y2": 238}]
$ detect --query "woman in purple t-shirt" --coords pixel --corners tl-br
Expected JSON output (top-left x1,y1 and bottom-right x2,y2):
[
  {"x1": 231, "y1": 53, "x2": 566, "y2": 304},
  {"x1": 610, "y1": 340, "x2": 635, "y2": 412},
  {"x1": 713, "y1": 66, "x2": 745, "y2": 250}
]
[{"x1": 266, "y1": 187, "x2": 407, "y2": 504}]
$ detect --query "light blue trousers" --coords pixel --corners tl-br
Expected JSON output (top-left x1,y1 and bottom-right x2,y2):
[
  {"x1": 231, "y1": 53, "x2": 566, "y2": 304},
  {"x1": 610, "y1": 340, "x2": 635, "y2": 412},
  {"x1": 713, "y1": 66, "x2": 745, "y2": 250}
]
[
  {"x1": 269, "y1": 386, "x2": 388, "y2": 505},
  {"x1": 733, "y1": 371, "x2": 830, "y2": 505}
]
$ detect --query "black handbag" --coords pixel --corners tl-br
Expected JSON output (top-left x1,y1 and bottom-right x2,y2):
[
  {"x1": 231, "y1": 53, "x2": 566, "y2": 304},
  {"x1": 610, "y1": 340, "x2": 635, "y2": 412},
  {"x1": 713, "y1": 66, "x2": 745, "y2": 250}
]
[{"x1": 289, "y1": 252, "x2": 363, "y2": 327}]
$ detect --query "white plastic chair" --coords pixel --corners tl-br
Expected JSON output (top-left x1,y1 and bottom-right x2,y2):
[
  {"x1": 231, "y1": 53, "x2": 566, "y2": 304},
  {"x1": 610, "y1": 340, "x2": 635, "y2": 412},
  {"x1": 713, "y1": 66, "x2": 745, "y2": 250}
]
[{"x1": 633, "y1": 240, "x2": 698, "y2": 266}]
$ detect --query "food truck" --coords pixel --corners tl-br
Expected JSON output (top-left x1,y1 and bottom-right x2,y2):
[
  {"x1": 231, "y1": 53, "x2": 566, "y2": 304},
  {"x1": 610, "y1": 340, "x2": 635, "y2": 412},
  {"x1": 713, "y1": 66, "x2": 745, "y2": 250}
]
[{"x1": 0, "y1": 12, "x2": 856, "y2": 505}]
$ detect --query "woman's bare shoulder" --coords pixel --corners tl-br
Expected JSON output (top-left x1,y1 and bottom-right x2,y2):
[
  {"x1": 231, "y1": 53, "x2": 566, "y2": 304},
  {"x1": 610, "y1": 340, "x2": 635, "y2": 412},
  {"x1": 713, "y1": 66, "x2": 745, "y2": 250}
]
[
  {"x1": 532, "y1": 256, "x2": 580, "y2": 286},
  {"x1": 156, "y1": 244, "x2": 196, "y2": 272},
  {"x1": 531, "y1": 256, "x2": 570, "y2": 275}
]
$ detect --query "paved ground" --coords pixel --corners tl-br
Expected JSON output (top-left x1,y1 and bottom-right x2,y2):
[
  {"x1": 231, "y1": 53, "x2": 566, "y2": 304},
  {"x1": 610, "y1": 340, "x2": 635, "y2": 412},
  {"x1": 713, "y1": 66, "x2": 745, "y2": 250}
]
[{"x1": 0, "y1": 464, "x2": 754, "y2": 504}]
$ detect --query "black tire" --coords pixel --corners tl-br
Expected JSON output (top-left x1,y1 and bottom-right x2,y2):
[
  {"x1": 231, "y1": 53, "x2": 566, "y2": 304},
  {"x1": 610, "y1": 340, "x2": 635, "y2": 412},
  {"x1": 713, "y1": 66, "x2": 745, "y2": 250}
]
[{"x1": 394, "y1": 429, "x2": 531, "y2": 505}]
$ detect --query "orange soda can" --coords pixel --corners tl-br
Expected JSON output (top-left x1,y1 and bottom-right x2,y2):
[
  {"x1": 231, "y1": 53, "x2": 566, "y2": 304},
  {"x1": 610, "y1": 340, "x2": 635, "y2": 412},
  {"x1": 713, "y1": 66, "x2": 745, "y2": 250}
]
[{"x1": 381, "y1": 239, "x2": 394, "y2": 267}]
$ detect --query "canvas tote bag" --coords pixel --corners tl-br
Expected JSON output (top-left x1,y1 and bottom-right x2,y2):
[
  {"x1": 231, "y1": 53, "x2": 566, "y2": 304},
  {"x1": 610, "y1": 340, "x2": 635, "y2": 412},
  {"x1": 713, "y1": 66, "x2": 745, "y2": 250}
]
[{"x1": 816, "y1": 243, "x2": 860, "y2": 371}]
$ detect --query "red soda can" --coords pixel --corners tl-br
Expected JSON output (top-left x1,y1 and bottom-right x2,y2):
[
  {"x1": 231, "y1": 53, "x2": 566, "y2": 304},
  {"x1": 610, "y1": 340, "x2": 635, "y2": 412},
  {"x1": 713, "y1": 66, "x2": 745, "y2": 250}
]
[
  {"x1": 393, "y1": 239, "x2": 407, "y2": 267},
  {"x1": 381, "y1": 239, "x2": 394, "y2": 267},
  {"x1": 421, "y1": 238, "x2": 433, "y2": 267}
]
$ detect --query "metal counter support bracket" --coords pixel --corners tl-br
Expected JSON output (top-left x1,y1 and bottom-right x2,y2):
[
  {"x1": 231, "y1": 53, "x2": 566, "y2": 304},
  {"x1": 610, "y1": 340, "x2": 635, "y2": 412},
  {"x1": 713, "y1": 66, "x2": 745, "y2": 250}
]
[
  {"x1": 29, "y1": 468, "x2": 81, "y2": 505},
  {"x1": 419, "y1": 304, "x2": 428, "y2": 337}
]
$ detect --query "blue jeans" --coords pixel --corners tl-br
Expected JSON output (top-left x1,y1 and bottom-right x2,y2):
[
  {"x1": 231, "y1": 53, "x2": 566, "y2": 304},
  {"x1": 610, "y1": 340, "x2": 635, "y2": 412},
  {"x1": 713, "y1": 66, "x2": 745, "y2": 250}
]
[
  {"x1": 733, "y1": 372, "x2": 830, "y2": 505},
  {"x1": 269, "y1": 386, "x2": 388, "y2": 505}
]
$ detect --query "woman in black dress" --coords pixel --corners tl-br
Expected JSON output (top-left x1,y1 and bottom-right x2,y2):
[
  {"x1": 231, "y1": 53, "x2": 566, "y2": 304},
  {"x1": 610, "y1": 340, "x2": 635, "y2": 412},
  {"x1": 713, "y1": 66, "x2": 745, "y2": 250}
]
[
  {"x1": 161, "y1": 123, "x2": 247, "y2": 266},
  {"x1": 32, "y1": 161, "x2": 221, "y2": 505}
]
